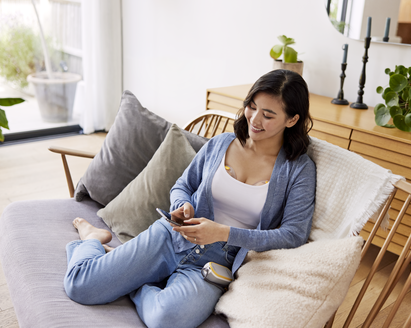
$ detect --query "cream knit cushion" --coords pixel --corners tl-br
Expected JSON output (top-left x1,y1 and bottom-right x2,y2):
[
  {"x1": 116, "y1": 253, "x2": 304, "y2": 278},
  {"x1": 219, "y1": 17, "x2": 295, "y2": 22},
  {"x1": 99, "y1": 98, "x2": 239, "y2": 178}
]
[
  {"x1": 307, "y1": 137, "x2": 403, "y2": 240},
  {"x1": 215, "y1": 236, "x2": 363, "y2": 328}
]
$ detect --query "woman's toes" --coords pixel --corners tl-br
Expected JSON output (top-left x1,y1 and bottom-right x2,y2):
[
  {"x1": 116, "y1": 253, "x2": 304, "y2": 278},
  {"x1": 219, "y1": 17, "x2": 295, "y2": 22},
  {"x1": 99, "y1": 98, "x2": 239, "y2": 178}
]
[{"x1": 73, "y1": 218, "x2": 80, "y2": 229}]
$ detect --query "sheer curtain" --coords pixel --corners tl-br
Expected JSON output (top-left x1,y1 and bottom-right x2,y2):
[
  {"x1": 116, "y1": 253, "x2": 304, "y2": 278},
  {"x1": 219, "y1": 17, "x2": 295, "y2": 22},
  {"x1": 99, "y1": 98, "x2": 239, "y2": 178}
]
[{"x1": 73, "y1": 0, "x2": 122, "y2": 134}]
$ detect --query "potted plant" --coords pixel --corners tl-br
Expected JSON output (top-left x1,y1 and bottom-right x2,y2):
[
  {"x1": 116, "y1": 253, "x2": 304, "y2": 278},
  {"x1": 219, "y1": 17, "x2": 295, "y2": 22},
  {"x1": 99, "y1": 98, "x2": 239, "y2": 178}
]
[
  {"x1": 375, "y1": 65, "x2": 411, "y2": 132},
  {"x1": 0, "y1": 21, "x2": 41, "y2": 93},
  {"x1": 0, "y1": 97, "x2": 25, "y2": 142},
  {"x1": 27, "y1": 0, "x2": 81, "y2": 123},
  {"x1": 270, "y1": 35, "x2": 303, "y2": 76}
]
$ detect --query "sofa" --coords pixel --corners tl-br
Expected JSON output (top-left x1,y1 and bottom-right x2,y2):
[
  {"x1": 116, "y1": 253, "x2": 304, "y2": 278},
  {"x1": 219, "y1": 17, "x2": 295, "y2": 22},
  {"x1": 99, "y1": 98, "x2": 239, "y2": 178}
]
[{"x1": 0, "y1": 90, "x2": 401, "y2": 328}]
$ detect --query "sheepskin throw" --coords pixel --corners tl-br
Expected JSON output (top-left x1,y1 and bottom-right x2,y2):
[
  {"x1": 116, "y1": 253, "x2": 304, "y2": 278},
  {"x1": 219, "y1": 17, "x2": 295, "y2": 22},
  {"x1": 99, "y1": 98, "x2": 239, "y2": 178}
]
[
  {"x1": 307, "y1": 137, "x2": 403, "y2": 241},
  {"x1": 215, "y1": 237, "x2": 364, "y2": 328}
]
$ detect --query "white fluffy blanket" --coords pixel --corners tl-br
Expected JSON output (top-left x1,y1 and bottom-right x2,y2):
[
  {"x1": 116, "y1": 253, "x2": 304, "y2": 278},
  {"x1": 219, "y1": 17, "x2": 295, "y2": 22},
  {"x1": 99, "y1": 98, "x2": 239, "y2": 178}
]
[
  {"x1": 307, "y1": 137, "x2": 403, "y2": 241},
  {"x1": 215, "y1": 237, "x2": 364, "y2": 328}
]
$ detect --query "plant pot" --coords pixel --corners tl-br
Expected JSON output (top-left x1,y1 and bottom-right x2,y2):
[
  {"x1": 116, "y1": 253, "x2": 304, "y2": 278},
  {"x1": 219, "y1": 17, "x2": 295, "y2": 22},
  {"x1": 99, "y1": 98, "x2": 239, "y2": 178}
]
[
  {"x1": 27, "y1": 72, "x2": 82, "y2": 123},
  {"x1": 273, "y1": 60, "x2": 304, "y2": 76}
]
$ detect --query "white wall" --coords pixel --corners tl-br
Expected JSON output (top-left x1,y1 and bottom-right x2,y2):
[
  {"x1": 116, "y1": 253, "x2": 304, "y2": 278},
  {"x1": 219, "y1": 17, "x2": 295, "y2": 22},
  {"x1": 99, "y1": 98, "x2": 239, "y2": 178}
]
[{"x1": 122, "y1": 0, "x2": 411, "y2": 127}]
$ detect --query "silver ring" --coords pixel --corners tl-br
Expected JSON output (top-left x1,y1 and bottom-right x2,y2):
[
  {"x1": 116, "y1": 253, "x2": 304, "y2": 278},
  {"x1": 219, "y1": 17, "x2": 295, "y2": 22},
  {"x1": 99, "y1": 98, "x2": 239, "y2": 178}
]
[{"x1": 194, "y1": 237, "x2": 197, "y2": 242}]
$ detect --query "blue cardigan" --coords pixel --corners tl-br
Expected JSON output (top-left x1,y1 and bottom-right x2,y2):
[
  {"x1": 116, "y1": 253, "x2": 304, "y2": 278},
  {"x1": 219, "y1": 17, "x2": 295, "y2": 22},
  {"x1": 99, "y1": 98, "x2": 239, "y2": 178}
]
[{"x1": 169, "y1": 133, "x2": 316, "y2": 273}]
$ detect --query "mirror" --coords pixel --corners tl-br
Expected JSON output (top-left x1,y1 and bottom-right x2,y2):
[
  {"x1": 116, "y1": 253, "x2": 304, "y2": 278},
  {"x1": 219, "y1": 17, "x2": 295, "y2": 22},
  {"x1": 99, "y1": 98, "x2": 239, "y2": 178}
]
[{"x1": 325, "y1": 0, "x2": 411, "y2": 46}]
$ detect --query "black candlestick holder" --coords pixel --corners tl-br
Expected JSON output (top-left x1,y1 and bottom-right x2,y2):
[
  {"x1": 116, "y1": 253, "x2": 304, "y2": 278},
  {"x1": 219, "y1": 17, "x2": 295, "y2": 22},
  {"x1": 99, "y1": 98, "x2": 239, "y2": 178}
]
[
  {"x1": 350, "y1": 37, "x2": 371, "y2": 109},
  {"x1": 332, "y1": 63, "x2": 349, "y2": 105}
]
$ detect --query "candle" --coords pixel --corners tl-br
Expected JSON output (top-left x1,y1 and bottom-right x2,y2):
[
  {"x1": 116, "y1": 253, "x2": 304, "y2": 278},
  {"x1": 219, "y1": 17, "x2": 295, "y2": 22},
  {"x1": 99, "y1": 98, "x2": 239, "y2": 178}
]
[
  {"x1": 384, "y1": 17, "x2": 391, "y2": 39},
  {"x1": 342, "y1": 44, "x2": 348, "y2": 64},
  {"x1": 366, "y1": 17, "x2": 372, "y2": 38}
]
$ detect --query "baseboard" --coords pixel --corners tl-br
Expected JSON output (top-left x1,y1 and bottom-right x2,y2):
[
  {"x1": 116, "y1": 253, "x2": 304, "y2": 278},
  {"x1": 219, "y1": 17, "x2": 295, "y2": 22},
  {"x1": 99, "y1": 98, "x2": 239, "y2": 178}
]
[{"x1": 1, "y1": 125, "x2": 83, "y2": 146}]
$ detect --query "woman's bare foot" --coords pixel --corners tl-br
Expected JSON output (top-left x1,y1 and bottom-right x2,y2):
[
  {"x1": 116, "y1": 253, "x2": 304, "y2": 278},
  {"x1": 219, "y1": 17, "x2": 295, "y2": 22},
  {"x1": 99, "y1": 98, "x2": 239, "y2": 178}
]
[{"x1": 73, "y1": 217, "x2": 112, "y2": 244}]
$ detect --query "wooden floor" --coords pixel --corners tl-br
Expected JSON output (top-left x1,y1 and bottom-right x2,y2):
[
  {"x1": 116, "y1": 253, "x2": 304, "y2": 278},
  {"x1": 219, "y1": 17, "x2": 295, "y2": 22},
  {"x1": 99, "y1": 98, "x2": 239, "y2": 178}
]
[{"x1": 0, "y1": 133, "x2": 410, "y2": 328}]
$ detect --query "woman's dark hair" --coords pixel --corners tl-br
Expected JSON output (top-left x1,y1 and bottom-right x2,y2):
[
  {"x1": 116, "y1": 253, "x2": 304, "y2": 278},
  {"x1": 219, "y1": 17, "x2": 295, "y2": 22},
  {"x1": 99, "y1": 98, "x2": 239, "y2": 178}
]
[{"x1": 234, "y1": 69, "x2": 312, "y2": 161}]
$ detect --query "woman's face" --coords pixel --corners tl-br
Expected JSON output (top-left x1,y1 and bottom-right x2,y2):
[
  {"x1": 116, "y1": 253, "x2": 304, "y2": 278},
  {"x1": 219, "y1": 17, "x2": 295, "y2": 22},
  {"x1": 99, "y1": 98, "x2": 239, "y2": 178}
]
[{"x1": 244, "y1": 92, "x2": 299, "y2": 144}]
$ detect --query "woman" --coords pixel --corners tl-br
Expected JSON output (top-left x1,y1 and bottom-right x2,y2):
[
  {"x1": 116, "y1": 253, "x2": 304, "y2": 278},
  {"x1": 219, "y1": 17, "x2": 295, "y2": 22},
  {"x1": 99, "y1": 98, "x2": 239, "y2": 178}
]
[{"x1": 64, "y1": 69, "x2": 316, "y2": 328}]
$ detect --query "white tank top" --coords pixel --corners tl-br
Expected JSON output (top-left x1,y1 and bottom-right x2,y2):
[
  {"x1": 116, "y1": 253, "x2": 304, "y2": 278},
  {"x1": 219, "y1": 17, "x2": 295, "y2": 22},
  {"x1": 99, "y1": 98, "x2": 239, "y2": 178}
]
[{"x1": 211, "y1": 154, "x2": 269, "y2": 229}]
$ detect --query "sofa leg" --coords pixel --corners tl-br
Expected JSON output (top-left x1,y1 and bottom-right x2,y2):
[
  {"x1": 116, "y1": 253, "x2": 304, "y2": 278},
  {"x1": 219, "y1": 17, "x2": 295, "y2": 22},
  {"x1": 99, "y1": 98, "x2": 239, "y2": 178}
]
[{"x1": 61, "y1": 154, "x2": 74, "y2": 197}]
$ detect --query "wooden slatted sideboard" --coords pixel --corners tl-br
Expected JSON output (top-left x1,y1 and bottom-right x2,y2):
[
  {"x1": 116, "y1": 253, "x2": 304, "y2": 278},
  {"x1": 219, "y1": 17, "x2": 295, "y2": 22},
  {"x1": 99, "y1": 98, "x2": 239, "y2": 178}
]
[{"x1": 206, "y1": 84, "x2": 411, "y2": 256}]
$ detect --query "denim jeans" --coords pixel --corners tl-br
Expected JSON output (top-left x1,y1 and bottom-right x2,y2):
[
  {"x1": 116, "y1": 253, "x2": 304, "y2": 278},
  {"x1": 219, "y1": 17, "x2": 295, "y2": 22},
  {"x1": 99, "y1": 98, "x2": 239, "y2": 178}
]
[{"x1": 64, "y1": 218, "x2": 239, "y2": 328}]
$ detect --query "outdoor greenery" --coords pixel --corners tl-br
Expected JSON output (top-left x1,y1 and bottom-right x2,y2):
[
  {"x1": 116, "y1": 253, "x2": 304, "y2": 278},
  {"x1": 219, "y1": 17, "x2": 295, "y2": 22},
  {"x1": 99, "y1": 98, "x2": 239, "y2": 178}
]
[
  {"x1": 270, "y1": 35, "x2": 299, "y2": 63},
  {"x1": 0, "y1": 23, "x2": 41, "y2": 90},
  {"x1": 375, "y1": 66, "x2": 411, "y2": 132},
  {"x1": 0, "y1": 19, "x2": 58, "y2": 91},
  {"x1": 0, "y1": 97, "x2": 25, "y2": 142},
  {"x1": 328, "y1": 0, "x2": 349, "y2": 34}
]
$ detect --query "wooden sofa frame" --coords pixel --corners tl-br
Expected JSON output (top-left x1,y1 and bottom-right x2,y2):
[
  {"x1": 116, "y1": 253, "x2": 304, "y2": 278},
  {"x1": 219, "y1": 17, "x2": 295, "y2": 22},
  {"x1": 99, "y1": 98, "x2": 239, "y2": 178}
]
[{"x1": 49, "y1": 109, "x2": 411, "y2": 327}]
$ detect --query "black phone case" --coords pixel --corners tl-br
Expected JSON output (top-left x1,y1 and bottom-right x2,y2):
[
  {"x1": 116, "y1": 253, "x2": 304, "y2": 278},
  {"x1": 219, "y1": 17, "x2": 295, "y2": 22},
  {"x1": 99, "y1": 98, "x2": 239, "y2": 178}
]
[{"x1": 156, "y1": 208, "x2": 182, "y2": 226}]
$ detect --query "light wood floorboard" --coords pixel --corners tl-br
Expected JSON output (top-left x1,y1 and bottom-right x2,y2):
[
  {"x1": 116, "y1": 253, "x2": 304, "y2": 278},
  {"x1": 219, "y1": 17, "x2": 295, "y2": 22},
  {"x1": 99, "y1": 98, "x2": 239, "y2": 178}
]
[{"x1": 0, "y1": 133, "x2": 409, "y2": 327}]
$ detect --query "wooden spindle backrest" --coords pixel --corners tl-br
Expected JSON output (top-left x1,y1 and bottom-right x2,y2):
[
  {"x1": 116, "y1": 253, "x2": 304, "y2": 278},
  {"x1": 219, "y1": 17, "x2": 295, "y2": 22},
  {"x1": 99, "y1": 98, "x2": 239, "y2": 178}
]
[
  {"x1": 183, "y1": 110, "x2": 237, "y2": 138},
  {"x1": 341, "y1": 178, "x2": 411, "y2": 328}
]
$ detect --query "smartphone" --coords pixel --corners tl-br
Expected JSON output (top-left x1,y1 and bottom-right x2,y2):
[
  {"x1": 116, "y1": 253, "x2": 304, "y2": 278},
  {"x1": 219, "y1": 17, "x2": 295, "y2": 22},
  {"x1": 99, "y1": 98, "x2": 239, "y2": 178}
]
[{"x1": 156, "y1": 208, "x2": 183, "y2": 226}]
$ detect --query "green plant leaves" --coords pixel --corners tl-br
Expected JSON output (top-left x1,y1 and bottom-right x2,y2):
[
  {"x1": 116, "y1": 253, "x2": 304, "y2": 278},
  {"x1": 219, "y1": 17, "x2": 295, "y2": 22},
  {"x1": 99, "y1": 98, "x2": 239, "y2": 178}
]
[
  {"x1": 374, "y1": 103, "x2": 385, "y2": 114},
  {"x1": 271, "y1": 35, "x2": 298, "y2": 62},
  {"x1": 0, "y1": 108, "x2": 9, "y2": 130},
  {"x1": 0, "y1": 98, "x2": 25, "y2": 107},
  {"x1": 375, "y1": 65, "x2": 411, "y2": 132},
  {"x1": 0, "y1": 24, "x2": 43, "y2": 90},
  {"x1": 270, "y1": 45, "x2": 283, "y2": 60},
  {"x1": 395, "y1": 65, "x2": 408, "y2": 76},
  {"x1": 389, "y1": 74, "x2": 408, "y2": 92},
  {"x1": 393, "y1": 115, "x2": 411, "y2": 132},
  {"x1": 385, "y1": 92, "x2": 399, "y2": 107},
  {"x1": 390, "y1": 106, "x2": 402, "y2": 117},
  {"x1": 0, "y1": 97, "x2": 24, "y2": 142},
  {"x1": 283, "y1": 46, "x2": 298, "y2": 63},
  {"x1": 382, "y1": 87, "x2": 393, "y2": 100},
  {"x1": 375, "y1": 105, "x2": 391, "y2": 126},
  {"x1": 277, "y1": 35, "x2": 295, "y2": 46},
  {"x1": 402, "y1": 86, "x2": 411, "y2": 102}
]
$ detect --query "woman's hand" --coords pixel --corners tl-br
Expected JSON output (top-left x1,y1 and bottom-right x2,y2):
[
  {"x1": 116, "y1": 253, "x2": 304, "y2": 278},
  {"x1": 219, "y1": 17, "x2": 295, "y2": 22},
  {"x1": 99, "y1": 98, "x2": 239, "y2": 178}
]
[
  {"x1": 172, "y1": 218, "x2": 230, "y2": 245},
  {"x1": 170, "y1": 202, "x2": 195, "y2": 227}
]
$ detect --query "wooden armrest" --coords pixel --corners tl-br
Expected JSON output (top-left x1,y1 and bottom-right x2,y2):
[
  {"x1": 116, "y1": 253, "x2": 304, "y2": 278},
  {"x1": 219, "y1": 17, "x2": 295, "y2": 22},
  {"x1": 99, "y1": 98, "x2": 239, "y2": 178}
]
[
  {"x1": 48, "y1": 145, "x2": 97, "y2": 159},
  {"x1": 48, "y1": 146, "x2": 97, "y2": 198}
]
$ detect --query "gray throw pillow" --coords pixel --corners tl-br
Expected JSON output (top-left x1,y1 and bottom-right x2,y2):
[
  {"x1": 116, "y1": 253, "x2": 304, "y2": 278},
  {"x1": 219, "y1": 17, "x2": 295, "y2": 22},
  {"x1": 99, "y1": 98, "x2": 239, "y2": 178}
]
[
  {"x1": 97, "y1": 124, "x2": 196, "y2": 243},
  {"x1": 74, "y1": 90, "x2": 208, "y2": 206}
]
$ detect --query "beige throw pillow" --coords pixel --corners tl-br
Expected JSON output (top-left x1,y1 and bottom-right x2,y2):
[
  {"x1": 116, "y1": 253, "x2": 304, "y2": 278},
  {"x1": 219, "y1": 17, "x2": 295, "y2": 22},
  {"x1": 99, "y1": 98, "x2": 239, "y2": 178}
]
[
  {"x1": 215, "y1": 236, "x2": 363, "y2": 328},
  {"x1": 98, "y1": 124, "x2": 197, "y2": 243}
]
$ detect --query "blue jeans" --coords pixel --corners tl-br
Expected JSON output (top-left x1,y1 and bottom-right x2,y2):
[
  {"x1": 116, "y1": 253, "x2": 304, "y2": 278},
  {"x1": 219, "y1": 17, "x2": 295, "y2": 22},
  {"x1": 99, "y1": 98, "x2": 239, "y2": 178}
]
[{"x1": 64, "y1": 219, "x2": 239, "y2": 328}]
